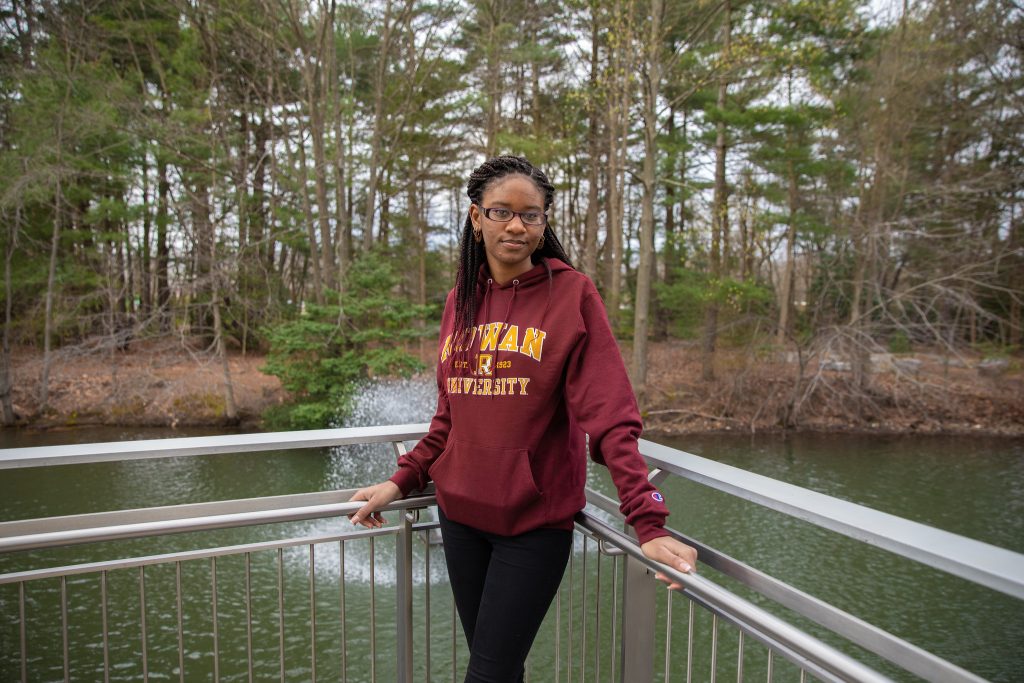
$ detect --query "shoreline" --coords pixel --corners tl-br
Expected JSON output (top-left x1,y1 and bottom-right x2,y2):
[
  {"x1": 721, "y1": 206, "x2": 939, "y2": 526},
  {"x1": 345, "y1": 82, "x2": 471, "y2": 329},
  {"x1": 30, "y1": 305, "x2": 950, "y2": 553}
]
[
  {"x1": 6, "y1": 419, "x2": 1022, "y2": 440},
  {"x1": 4, "y1": 342, "x2": 1022, "y2": 439}
]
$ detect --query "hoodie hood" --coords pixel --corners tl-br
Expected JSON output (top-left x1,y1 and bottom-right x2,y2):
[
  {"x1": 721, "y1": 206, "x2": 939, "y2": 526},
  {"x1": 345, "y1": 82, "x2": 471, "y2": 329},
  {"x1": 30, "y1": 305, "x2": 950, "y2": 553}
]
[{"x1": 474, "y1": 257, "x2": 574, "y2": 291}]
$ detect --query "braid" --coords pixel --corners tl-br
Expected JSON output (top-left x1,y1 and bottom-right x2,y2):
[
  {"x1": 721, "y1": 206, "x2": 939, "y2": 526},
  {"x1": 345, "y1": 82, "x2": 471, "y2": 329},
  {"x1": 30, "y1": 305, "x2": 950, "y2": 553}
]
[{"x1": 453, "y1": 155, "x2": 574, "y2": 337}]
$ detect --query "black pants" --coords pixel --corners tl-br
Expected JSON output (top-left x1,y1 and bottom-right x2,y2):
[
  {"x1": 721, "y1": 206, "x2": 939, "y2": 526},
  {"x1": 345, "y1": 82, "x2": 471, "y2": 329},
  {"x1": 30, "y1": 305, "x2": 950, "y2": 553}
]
[{"x1": 438, "y1": 507, "x2": 573, "y2": 683}]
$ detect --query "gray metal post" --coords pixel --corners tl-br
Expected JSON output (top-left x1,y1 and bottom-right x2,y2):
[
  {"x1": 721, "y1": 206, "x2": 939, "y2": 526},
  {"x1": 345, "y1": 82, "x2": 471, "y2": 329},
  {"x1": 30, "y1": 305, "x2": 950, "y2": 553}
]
[
  {"x1": 396, "y1": 509, "x2": 415, "y2": 682},
  {"x1": 619, "y1": 547, "x2": 656, "y2": 681},
  {"x1": 394, "y1": 440, "x2": 415, "y2": 683}
]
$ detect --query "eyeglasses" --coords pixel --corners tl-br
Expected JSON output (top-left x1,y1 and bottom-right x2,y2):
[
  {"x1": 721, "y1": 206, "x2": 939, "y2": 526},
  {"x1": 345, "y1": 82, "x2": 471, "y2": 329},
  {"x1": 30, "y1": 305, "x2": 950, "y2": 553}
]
[{"x1": 478, "y1": 206, "x2": 547, "y2": 226}]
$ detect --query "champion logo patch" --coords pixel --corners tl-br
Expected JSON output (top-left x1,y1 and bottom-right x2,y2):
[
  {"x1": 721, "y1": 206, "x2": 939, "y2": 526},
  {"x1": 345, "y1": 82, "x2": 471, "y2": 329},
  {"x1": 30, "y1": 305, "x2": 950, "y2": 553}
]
[{"x1": 651, "y1": 492, "x2": 664, "y2": 503}]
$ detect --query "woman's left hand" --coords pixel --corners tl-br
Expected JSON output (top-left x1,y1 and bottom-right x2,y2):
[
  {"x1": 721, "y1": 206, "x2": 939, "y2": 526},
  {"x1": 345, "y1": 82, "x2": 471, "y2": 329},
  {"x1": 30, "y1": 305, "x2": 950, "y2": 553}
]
[{"x1": 640, "y1": 536, "x2": 698, "y2": 590}]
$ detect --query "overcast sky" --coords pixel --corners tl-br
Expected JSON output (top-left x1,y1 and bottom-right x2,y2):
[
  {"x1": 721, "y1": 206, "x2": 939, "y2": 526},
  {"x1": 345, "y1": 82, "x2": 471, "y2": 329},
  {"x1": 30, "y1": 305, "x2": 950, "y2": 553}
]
[{"x1": 868, "y1": 0, "x2": 905, "y2": 26}]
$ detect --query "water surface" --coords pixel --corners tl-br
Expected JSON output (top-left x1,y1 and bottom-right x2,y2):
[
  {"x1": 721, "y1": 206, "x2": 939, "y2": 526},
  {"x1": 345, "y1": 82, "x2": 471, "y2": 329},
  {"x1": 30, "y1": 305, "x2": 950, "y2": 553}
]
[{"x1": 1, "y1": 380, "x2": 1021, "y2": 681}]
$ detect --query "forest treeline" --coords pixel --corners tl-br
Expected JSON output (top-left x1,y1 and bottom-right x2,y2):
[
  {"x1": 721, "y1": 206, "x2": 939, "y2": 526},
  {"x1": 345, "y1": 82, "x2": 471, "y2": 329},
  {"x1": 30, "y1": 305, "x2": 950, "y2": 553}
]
[{"x1": 0, "y1": 0, "x2": 1021, "y2": 428}]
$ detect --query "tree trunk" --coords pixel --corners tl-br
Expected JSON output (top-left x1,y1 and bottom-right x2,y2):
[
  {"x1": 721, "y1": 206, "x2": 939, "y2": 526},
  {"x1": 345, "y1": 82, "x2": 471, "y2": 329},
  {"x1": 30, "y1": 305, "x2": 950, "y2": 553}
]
[
  {"x1": 39, "y1": 71, "x2": 72, "y2": 410},
  {"x1": 604, "y1": 0, "x2": 633, "y2": 327},
  {"x1": 156, "y1": 157, "x2": 171, "y2": 332},
  {"x1": 252, "y1": 109, "x2": 267, "y2": 263},
  {"x1": 582, "y1": 7, "x2": 601, "y2": 280},
  {"x1": 39, "y1": 177, "x2": 62, "y2": 410},
  {"x1": 1, "y1": 206, "x2": 18, "y2": 424},
  {"x1": 290, "y1": 118, "x2": 324, "y2": 304},
  {"x1": 606, "y1": 134, "x2": 623, "y2": 326},
  {"x1": 212, "y1": 287, "x2": 238, "y2": 422},
  {"x1": 632, "y1": 0, "x2": 662, "y2": 404},
  {"x1": 140, "y1": 155, "x2": 152, "y2": 319},
  {"x1": 1011, "y1": 206, "x2": 1022, "y2": 348},
  {"x1": 483, "y1": 1, "x2": 502, "y2": 156},
  {"x1": 408, "y1": 176, "x2": 428, "y2": 357},
  {"x1": 332, "y1": 6, "x2": 351, "y2": 289},
  {"x1": 701, "y1": 0, "x2": 730, "y2": 382},
  {"x1": 777, "y1": 157, "x2": 798, "y2": 344},
  {"x1": 363, "y1": 0, "x2": 396, "y2": 250},
  {"x1": 309, "y1": 4, "x2": 335, "y2": 289},
  {"x1": 659, "y1": 105, "x2": 679, "y2": 340}
]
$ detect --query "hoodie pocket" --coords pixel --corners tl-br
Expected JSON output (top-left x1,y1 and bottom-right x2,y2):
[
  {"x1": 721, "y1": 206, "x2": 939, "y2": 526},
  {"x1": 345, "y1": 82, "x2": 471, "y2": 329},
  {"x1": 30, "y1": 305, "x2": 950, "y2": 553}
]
[{"x1": 429, "y1": 439, "x2": 542, "y2": 526}]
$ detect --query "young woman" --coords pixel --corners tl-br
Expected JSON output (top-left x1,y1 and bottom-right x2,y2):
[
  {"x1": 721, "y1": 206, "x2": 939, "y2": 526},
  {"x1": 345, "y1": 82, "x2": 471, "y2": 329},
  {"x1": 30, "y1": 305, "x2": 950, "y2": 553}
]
[{"x1": 349, "y1": 155, "x2": 697, "y2": 682}]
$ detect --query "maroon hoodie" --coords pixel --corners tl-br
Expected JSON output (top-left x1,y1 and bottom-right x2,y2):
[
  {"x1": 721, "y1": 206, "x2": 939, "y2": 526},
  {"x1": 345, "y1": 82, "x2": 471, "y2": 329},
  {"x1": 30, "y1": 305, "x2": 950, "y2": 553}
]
[{"x1": 388, "y1": 258, "x2": 670, "y2": 545}]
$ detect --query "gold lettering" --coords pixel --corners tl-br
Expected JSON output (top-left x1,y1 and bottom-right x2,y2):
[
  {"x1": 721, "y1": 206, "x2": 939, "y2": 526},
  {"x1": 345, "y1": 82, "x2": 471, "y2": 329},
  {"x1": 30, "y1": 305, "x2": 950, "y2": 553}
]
[
  {"x1": 441, "y1": 333, "x2": 453, "y2": 362},
  {"x1": 518, "y1": 378, "x2": 531, "y2": 395},
  {"x1": 498, "y1": 325, "x2": 519, "y2": 352},
  {"x1": 479, "y1": 323, "x2": 503, "y2": 351},
  {"x1": 520, "y1": 328, "x2": 546, "y2": 361}
]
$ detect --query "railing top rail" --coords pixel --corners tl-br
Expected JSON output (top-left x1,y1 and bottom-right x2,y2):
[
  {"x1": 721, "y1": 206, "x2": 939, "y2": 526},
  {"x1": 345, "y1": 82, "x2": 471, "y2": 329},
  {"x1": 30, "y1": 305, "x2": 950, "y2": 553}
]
[
  {"x1": 0, "y1": 490, "x2": 438, "y2": 554},
  {"x1": 2, "y1": 426, "x2": 1019, "y2": 600},
  {"x1": 638, "y1": 438, "x2": 1024, "y2": 601},
  {"x1": 0, "y1": 423, "x2": 431, "y2": 469}
]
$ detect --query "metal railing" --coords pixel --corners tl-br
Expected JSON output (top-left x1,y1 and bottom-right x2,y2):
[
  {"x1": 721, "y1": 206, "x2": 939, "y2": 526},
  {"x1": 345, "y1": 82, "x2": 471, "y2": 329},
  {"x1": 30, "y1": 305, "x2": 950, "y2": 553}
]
[{"x1": 1, "y1": 424, "x2": 1021, "y2": 682}]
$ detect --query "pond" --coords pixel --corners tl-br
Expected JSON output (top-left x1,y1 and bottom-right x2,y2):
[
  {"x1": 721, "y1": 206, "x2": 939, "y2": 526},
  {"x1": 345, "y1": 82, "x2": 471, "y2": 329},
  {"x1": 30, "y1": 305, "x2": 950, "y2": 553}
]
[{"x1": 1, "y1": 378, "x2": 1021, "y2": 681}]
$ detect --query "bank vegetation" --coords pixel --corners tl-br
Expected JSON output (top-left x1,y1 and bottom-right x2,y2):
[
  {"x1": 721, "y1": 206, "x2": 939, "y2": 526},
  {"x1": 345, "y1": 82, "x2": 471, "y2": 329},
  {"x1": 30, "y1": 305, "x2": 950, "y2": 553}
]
[{"x1": 0, "y1": 0, "x2": 1020, "y2": 431}]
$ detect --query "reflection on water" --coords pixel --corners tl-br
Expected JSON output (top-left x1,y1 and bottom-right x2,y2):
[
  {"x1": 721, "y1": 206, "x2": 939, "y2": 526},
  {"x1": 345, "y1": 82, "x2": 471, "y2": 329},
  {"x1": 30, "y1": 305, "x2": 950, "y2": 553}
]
[{"x1": 1, "y1": 377, "x2": 1022, "y2": 681}]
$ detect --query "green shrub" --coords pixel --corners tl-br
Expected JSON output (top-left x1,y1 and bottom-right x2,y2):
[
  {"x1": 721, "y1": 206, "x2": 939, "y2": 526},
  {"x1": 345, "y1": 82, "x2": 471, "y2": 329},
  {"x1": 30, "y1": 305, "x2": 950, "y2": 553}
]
[
  {"x1": 888, "y1": 330, "x2": 912, "y2": 354},
  {"x1": 261, "y1": 252, "x2": 432, "y2": 430}
]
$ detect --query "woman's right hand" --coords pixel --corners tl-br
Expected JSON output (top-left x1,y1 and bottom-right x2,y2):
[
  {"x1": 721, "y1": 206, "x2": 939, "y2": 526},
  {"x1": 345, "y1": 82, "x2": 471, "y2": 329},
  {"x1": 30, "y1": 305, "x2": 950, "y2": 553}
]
[{"x1": 348, "y1": 480, "x2": 402, "y2": 528}]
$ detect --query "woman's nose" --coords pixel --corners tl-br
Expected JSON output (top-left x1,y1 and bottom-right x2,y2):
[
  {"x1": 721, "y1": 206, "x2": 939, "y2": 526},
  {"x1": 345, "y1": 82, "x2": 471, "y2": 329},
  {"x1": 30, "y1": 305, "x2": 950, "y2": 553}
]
[{"x1": 505, "y1": 216, "x2": 527, "y2": 232}]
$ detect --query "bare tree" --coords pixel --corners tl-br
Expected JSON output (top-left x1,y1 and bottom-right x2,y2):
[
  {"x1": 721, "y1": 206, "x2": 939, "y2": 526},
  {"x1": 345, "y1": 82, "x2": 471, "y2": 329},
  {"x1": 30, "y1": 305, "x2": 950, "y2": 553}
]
[
  {"x1": 632, "y1": 0, "x2": 663, "y2": 402},
  {"x1": 701, "y1": 0, "x2": 731, "y2": 382}
]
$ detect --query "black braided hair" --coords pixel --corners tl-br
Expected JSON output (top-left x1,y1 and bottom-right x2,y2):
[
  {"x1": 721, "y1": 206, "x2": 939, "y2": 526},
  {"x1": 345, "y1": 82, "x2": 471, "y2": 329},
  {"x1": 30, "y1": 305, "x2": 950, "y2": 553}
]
[{"x1": 453, "y1": 155, "x2": 573, "y2": 338}]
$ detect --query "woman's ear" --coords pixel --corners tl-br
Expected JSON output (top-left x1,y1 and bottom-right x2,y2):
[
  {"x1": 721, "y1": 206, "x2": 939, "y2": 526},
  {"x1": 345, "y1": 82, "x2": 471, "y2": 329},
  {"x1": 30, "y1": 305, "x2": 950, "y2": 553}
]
[{"x1": 469, "y1": 203, "x2": 481, "y2": 231}]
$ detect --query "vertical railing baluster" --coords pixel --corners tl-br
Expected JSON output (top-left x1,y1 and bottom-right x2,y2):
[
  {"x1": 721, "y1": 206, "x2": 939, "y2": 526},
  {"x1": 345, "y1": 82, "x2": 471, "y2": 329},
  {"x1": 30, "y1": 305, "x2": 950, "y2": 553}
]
[
  {"x1": 610, "y1": 556, "x2": 619, "y2": 679},
  {"x1": 369, "y1": 536, "x2": 376, "y2": 683},
  {"x1": 567, "y1": 548, "x2": 574, "y2": 683},
  {"x1": 139, "y1": 566, "x2": 149, "y2": 683},
  {"x1": 766, "y1": 650, "x2": 774, "y2": 682},
  {"x1": 580, "y1": 536, "x2": 587, "y2": 683},
  {"x1": 685, "y1": 601, "x2": 694, "y2": 683},
  {"x1": 664, "y1": 589, "x2": 673, "y2": 683},
  {"x1": 799, "y1": 668, "x2": 806, "y2": 683},
  {"x1": 309, "y1": 544, "x2": 317, "y2": 683},
  {"x1": 710, "y1": 613, "x2": 719, "y2": 683},
  {"x1": 101, "y1": 570, "x2": 110, "y2": 683},
  {"x1": 595, "y1": 550, "x2": 601, "y2": 683},
  {"x1": 396, "y1": 512, "x2": 414, "y2": 682},
  {"x1": 736, "y1": 631, "x2": 744, "y2": 683},
  {"x1": 451, "y1": 593, "x2": 457, "y2": 683},
  {"x1": 212, "y1": 557, "x2": 220, "y2": 683},
  {"x1": 391, "y1": 439, "x2": 410, "y2": 681},
  {"x1": 19, "y1": 581, "x2": 27, "y2": 683},
  {"x1": 425, "y1": 532, "x2": 432, "y2": 680},
  {"x1": 176, "y1": 561, "x2": 185, "y2": 683},
  {"x1": 554, "y1": 586, "x2": 561, "y2": 683},
  {"x1": 276, "y1": 549, "x2": 284, "y2": 683},
  {"x1": 245, "y1": 552, "x2": 254, "y2": 683},
  {"x1": 339, "y1": 541, "x2": 346, "y2": 683},
  {"x1": 60, "y1": 575, "x2": 68, "y2": 683}
]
